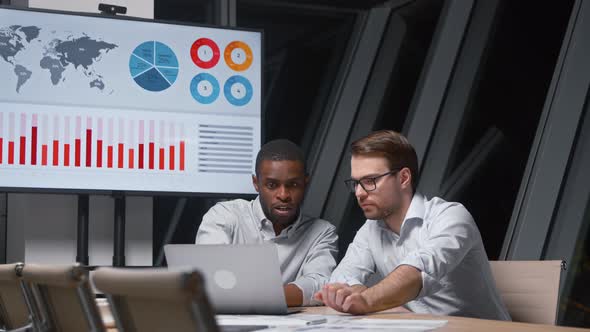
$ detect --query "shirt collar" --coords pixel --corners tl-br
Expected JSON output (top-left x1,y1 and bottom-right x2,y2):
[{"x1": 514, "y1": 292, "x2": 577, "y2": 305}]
[
  {"x1": 399, "y1": 192, "x2": 426, "y2": 235},
  {"x1": 404, "y1": 192, "x2": 426, "y2": 222},
  {"x1": 376, "y1": 192, "x2": 426, "y2": 234},
  {"x1": 253, "y1": 196, "x2": 267, "y2": 225}
]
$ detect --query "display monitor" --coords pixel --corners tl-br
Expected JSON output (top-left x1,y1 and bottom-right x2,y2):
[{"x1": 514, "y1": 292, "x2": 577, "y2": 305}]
[{"x1": 0, "y1": 6, "x2": 261, "y2": 194}]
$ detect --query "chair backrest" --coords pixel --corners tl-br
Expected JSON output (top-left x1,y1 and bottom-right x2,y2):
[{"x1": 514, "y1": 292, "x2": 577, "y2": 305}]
[
  {"x1": 92, "y1": 268, "x2": 219, "y2": 332},
  {"x1": 0, "y1": 263, "x2": 30, "y2": 330},
  {"x1": 489, "y1": 260, "x2": 564, "y2": 325},
  {"x1": 21, "y1": 264, "x2": 105, "y2": 332}
]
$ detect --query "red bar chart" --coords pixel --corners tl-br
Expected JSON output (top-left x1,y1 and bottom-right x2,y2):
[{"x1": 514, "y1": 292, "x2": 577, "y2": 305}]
[
  {"x1": 0, "y1": 111, "x2": 186, "y2": 172},
  {"x1": 19, "y1": 113, "x2": 26, "y2": 165},
  {"x1": 31, "y1": 114, "x2": 37, "y2": 165},
  {"x1": 52, "y1": 115, "x2": 59, "y2": 166},
  {"x1": 64, "y1": 116, "x2": 71, "y2": 167},
  {"x1": 8, "y1": 113, "x2": 15, "y2": 165},
  {"x1": 0, "y1": 113, "x2": 3, "y2": 165}
]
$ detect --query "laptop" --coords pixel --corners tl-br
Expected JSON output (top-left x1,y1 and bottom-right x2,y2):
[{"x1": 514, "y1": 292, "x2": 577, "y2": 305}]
[{"x1": 164, "y1": 243, "x2": 301, "y2": 315}]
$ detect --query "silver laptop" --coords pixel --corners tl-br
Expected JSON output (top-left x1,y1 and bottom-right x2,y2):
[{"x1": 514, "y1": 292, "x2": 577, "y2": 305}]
[{"x1": 164, "y1": 243, "x2": 301, "y2": 315}]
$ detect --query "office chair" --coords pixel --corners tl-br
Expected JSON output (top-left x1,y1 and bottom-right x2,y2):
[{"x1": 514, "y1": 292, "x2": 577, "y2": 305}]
[
  {"x1": 92, "y1": 267, "x2": 219, "y2": 332},
  {"x1": 489, "y1": 260, "x2": 565, "y2": 325},
  {"x1": 0, "y1": 263, "x2": 34, "y2": 332},
  {"x1": 21, "y1": 264, "x2": 105, "y2": 332}
]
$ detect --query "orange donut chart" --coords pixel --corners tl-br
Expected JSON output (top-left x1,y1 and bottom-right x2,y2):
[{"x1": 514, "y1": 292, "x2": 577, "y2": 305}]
[{"x1": 224, "y1": 41, "x2": 253, "y2": 71}]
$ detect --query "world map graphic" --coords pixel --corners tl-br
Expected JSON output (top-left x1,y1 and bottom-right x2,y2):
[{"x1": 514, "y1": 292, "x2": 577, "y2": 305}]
[{"x1": 0, "y1": 24, "x2": 117, "y2": 93}]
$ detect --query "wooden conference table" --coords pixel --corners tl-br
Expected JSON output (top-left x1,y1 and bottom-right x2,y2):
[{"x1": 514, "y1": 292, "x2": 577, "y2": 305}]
[
  {"x1": 303, "y1": 306, "x2": 590, "y2": 332},
  {"x1": 97, "y1": 300, "x2": 590, "y2": 332}
]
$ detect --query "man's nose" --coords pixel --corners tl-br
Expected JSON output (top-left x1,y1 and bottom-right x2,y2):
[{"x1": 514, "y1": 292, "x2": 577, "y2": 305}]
[
  {"x1": 355, "y1": 183, "x2": 368, "y2": 199},
  {"x1": 276, "y1": 185, "x2": 291, "y2": 201}
]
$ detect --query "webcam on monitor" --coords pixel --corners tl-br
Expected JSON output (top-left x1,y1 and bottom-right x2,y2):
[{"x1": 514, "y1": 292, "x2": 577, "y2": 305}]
[{"x1": 98, "y1": 3, "x2": 127, "y2": 15}]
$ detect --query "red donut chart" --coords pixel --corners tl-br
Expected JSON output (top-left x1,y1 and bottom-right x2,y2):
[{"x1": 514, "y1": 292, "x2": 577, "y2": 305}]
[{"x1": 190, "y1": 38, "x2": 220, "y2": 69}]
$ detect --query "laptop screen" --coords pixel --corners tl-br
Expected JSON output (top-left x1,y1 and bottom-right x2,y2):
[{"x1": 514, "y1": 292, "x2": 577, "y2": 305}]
[{"x1": 165, "y1": 244, "x2": 291, "y2": 315}]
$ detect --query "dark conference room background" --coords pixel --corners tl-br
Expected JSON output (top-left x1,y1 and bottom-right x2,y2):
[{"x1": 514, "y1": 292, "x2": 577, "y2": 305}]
[{"x1": 1, "y1": 0, "x2": 590, "y2": 327}]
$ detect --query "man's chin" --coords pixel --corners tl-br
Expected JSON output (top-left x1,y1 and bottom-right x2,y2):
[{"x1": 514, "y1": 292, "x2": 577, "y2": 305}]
[
  {"x1": 362, "y1": 211, "x2": 384, "y2": 220},
  {"x1": 270, "y1": 214, "x2": 297, "y2": 226}
]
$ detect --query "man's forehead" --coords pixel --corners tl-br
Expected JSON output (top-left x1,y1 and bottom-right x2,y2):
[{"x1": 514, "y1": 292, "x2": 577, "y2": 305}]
[
  {"x1": 258, "y1": 159, "x2": 305, "y2": 176},
  {"x1": 350, "y1": 155, "x2": 390, "y2": 176}
]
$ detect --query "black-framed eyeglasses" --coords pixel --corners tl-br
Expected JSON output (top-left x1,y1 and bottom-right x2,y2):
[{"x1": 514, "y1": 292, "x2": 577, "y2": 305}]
[{"x1": 344, "y1": 169, "x2": 401, "y2": 193}]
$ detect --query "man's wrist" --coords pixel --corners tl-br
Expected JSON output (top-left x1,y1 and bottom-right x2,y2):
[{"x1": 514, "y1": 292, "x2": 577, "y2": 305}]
[
  {"x1": 359, "y1": 289, "x2": 375, "y2": 311},
  {"x1": 360, "y1": 286, "x2": 405, "y2": 313},
  {"x1": 350, "y1": 284, "x2": 368, "y2": 293}
]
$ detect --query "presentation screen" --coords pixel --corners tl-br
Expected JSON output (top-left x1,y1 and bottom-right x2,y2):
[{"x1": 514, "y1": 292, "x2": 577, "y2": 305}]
[{"x1": 0, "y1": 7, "x2": 261, "y2": 194}]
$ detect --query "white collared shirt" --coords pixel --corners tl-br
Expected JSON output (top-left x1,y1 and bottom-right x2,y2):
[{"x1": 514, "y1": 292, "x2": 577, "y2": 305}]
[
  {"x1": 331, "y1": 193, "x2": 511, "y2": 320},
  {"x1": 195, "y1": 197, "x2": 338, "y2": 306}
]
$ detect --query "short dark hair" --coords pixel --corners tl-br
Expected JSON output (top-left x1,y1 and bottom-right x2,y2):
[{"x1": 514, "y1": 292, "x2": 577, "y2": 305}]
[
  {"x1": 351, "y1": 130, "x2": 419, "y2": 192},
  {"x1": 255, "y1": 139, "x2": 306, "y2": 176}
]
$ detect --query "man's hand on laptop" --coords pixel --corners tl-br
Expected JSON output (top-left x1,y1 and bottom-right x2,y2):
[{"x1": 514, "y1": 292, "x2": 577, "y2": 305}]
[
  {"x1": 314, "y1": 283, "x2": 371, "y2": 314},
  {"x1": 284, "y1": 284, "x2": 303, "y2": 307}
]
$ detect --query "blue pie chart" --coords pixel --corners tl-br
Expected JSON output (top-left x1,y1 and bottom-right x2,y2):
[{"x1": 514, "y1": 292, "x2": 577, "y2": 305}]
[{"x1": 130, "y1": 41, "x2": 179, "y2": 92}]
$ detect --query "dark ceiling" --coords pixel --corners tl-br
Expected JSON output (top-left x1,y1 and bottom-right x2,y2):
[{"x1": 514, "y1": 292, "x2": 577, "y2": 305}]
[{"x1": 155, "y1": 0, "x2": 398, "y2": 23}]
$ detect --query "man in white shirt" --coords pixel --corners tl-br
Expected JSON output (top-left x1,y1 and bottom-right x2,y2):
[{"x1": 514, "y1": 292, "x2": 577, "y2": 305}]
[
  {"x1": 315, "y1": 130, "x2": 510, "y2": 320},
  {"x1": 196, "y1": 139, "x2": 338, "y2": 307}
]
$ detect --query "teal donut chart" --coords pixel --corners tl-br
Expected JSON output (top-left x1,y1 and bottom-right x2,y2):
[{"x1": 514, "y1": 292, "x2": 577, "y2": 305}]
[
  {"x1": 190, "y1": 73, "x2": 220, "y2": 104},
  {"x1": 224, "y1": 75, "x2": 253, "y2": 106}
]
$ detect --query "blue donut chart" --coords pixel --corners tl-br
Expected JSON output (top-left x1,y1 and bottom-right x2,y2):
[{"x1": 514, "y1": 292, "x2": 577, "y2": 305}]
[
  {"x1": 224, "y1": 75, "x2": 253, "y2": 106},
  {"x1": 190, "y1": 73, "x2": 220, "y2": 104}
]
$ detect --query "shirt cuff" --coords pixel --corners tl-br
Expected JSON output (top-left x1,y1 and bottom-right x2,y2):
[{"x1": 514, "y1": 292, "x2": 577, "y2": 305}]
[
  {"x1": 398, "y1": 253, "x2": 442, "y2": 298},
  {"x1": 329, "y1": 272, "x2": 364, "y2": 287},
  {"x1": 289, "y1": 279, "x2": 322, "y2": 306}
]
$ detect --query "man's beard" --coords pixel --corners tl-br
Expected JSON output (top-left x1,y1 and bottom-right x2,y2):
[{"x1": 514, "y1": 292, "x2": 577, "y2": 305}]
[
  {"x1": 361, "y1": 201, "x2": 398, "y2": 221},
  {"x1": 260, "y1": 200, "x2": 299, "y2": 225}
]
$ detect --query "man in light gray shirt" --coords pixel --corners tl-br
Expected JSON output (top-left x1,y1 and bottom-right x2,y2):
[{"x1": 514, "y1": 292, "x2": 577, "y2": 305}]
[
  {"x1": 196, "y1": 139, "x2": 338, "y2": 306},
  {"x1": 315, "y1": 130, "x2": 510, "y2": 320}
]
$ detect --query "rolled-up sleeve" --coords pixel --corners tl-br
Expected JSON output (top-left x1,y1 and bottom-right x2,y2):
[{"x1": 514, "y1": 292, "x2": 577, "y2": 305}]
[
  {"x1": 330, "y1": 222, "x2": 376, "y2": 287},
  {"x1": 290, "y1": 225, "x2": 338, "y2": 306},
  {"x1": 398, "y1": 205, "x2": 477, "y2": 298},
  {"x1": 195, "y1": 203, "x2": 235, "y2": 244}
]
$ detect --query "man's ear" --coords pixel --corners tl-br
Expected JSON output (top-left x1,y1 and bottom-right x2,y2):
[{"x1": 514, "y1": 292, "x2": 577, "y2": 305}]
[
  {"x1": 252, "y1": 174, "x2": 260, "y2": 193},
  {"x1": 399, "y1": 168, "x2": 412, "y2": 190},
  {"x1": 304, "y1": 175, "x2": 310, "y2": 186}
]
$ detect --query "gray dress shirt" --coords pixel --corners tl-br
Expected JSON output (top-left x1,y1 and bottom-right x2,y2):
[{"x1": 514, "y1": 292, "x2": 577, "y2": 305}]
[
  {"x1": 331, "y1": 193, "x2": 511, "y2": 320},
  {"x1": 195, "y1": 197, "x2": 338, "y2": 306}
]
